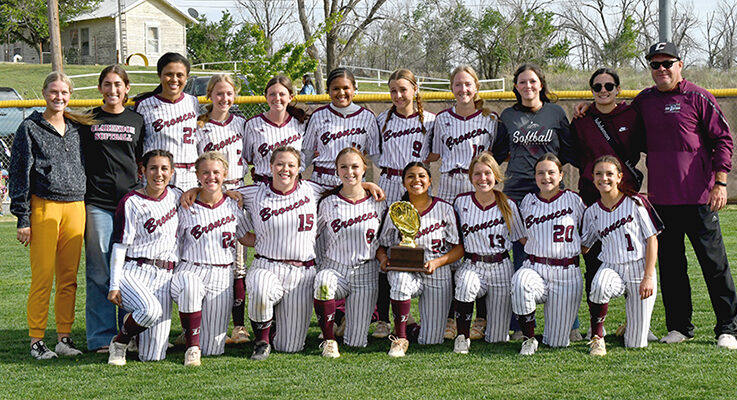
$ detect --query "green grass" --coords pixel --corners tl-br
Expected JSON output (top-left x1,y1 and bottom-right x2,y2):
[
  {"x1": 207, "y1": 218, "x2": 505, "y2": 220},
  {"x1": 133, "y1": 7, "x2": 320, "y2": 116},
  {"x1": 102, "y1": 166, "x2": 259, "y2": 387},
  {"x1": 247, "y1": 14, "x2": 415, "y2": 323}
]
[{"x1": 1, "y1": 209, "x2": 737, "y2": 399}]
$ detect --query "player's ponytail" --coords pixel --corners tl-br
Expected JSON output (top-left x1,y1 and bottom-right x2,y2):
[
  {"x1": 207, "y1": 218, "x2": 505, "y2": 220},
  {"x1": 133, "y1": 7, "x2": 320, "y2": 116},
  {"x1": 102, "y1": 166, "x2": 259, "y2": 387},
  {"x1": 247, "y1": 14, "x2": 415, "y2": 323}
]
[
  {"x1": 592, "y1": 155, "x2": 641, "y2": 206},
  {"x1": 451, "y1": 65, "x2": 492, "y2": 117},
  {"x1": 416, "y1": 90, "x2": 427, "y2": 134},
  {"x1": 468, "y1": 152, "x2": 513, "y2": 232},
  {"x1": 381, "y1": 105, "x2": 396, "y2": 134}
]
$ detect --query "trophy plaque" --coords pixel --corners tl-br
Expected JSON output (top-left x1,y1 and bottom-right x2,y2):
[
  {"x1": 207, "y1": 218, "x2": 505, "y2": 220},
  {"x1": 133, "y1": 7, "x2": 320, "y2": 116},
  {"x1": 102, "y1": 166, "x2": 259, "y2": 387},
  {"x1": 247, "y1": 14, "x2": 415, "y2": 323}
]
[{"x1": 386, "y1": 201, "x2": 426, "y2": 272}]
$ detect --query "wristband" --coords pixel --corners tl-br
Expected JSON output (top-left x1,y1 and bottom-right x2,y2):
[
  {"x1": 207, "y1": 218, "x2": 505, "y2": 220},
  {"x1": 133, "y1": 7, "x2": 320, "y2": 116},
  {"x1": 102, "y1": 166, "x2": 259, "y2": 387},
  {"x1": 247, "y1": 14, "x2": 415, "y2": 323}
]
[{"x1": 715, "y1": 181, "x2": 727, "y2": 187}]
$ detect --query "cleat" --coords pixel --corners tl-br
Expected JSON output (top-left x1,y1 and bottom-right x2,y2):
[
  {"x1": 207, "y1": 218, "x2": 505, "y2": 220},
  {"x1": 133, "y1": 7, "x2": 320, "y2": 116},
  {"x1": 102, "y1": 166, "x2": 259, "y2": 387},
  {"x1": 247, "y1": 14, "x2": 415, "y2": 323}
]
[
  {"x1": 588, "y1": 335, "x2": 607, "y2": 356},
  {"x1": 717, "y1": 334, "x2": 737, "y2": 350},
  {"x1": 372, "y1": 321, "x2": 391, "y2": 338},
  {"x1": 660, "y1": 330, "x2": 691, "y2": 344},
  {"x1": 520, "y1": 337, "x2": 538, "y2": 355},
  {"x1": 30, "y1": 341, "x2": 57, "y2": 360},
  {"x1": 54, "y1": 337, "x2": 83, "y2": 356},
  {"x1": 615, "y1": 322, "x2": 627, "y2": 337},
  {"x1": 510, "y1": 330, "x2": 525, "y2": 341},
  {"x1": 128, "y1": 337, "x2": 138, "y2": 353},
  {"x1": 453, "y1": 334, "x2": 470, "y2": 354},
  {"x1": 251, "y1": 340, "x2": 271, "y2": 361},
  {"x1": 184, "y1": 346, "x2": 201, "y2": 366},
  {"x1": 470, "y1": 318, "x2": 487, "y2": 340},
  {"x1": 319, "y1": 339, "x2": 340, "y2": 358},
  {"x1": 107, "y1": 339, "x2": 127, "y2": 366},
  {"x1": 387, "y1": 335, "x2": 409, "y2": 358},
  {"x1": 444, "y1": 318, "x2": 457, "y2": 340},
  {"x1": 174, "y1": 332, "x2": 186, "y2": 346},
  {"x1": 226, "y1": 326, "x2": 251, "y2": 344},
  {"x1": 335, "y1": 317, "x2": 347, "y2": 337},
  {"x1": 569, "y1": 329, "x2": 584, "y2": 342},
  {"x1": 647, "y1": 330, "x2": 659, "y2": 342}
]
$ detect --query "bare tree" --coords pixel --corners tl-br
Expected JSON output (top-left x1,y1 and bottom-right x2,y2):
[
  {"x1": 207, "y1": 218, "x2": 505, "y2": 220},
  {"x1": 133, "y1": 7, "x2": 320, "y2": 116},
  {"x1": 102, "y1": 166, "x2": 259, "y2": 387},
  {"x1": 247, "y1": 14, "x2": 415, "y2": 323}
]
[
  {"x1": 703, "y1": 0, "x2": 737, "y2": 70},
  {"x1": 636, "y1": 0, "x2": 700, "y2": 65},
  {"x1": 297, "y1": 0, "x2": 325, "y2": 93},
  {"x1": 236, "y1": 0, "x2": 293, "y2": 55}
]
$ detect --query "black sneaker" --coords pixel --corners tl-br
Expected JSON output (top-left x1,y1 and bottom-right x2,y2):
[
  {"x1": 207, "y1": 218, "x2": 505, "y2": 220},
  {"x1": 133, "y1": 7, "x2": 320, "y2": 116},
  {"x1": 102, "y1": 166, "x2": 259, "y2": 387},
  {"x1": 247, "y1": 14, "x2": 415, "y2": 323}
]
[
  {"x1": 250, "y1": 340, "x2": 271, "y2": 361},
  {"x1": 55, "y1": 336, "x2": 83, "y2": 356},
  {"x1": 31, "y1": 341, "x2": 58, "y2": 360}
]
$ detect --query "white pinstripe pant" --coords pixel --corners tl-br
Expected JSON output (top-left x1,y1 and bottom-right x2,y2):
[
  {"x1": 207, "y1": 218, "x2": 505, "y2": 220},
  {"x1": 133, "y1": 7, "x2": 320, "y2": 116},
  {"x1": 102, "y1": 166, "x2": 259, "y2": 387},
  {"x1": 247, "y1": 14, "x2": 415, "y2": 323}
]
[
  {"x1": 437, "y1": 173, "x2": 474, "y2": 204},
  {"x1": 119, "y1": 261, "x2": 173, "y2": 361},
  {"x1": 310, "y1": 170, "x2": 341, "y2": 187},
  {"x1": 246, "y1": 257, "x2": 316, "y2": 352},
  {"x1": 590, "y1": 259, "x2": 656, "y2": 348},
  {"x1": 454, "y1": 259, "x2": 513, "y2": 343},
  {"x1": 225, "y1": 182, "x2": 248, "y2": 280},
  {"x1": 388, "y1": 266, "x2": 452, "y2": 344},
  {"x1": 171, "y1": 261, "x2": 233, "y2": 356},
  {"x1": 173, "y1": 166, "x2": 199, "y2": 191},
  {"x1": 378, "y1": 174, "x2": 406, "y2": 205},
  {"x1": 314, "y1": 260, "x2": 379, "y2": 347},
  {"x1": 511, "y1": 260, "x2": 583, "y2": 347}
]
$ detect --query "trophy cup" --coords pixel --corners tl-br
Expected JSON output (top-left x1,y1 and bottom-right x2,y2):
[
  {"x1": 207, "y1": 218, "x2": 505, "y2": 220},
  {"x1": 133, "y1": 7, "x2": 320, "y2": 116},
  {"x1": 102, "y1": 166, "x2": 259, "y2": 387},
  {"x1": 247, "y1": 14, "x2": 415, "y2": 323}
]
[{"x1": 386, "y1": 201, "x2": 426, "y2": 272}]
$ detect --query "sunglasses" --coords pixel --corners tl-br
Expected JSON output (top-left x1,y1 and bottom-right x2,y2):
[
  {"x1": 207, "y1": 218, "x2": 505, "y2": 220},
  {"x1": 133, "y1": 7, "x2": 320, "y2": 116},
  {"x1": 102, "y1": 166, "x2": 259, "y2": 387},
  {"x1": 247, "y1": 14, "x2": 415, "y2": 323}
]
[
  {"x1": 592, "y1": 82, "x2": 616, "y2": 92},
  {"x1": 649, "y1": 60, "x2": 678, "y2": 70}
]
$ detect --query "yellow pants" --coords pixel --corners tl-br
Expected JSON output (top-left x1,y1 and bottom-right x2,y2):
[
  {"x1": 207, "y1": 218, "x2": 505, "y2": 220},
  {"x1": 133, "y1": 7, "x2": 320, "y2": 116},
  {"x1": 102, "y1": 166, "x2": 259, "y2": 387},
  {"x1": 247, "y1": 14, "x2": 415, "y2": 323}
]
[{"x1": 27, "y1": 195, "x2": 85, "y2": 338}]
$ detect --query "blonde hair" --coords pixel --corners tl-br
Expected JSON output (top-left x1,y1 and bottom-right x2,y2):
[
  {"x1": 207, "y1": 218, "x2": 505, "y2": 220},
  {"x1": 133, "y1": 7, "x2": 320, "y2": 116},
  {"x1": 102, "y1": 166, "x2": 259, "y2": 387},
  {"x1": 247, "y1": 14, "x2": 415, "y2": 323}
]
[
  {"x1": 195, "y1": 151, "x2": 229, "y2": 178},
  {"x1": 468, "y1": 152, "x2": 513, "y2": 232},
  {"x1": 450, "y1": 65, "x2": 492, "y2": 117},
  {"x1": 43, "y1": 71, "x2": 96, "y2": 125},
  {"x1": 383, "y1": 69, "x2": 427, "y2": 135},
  {"x1": 197, "y1": 74, "x2": 238, "y2": 127}
]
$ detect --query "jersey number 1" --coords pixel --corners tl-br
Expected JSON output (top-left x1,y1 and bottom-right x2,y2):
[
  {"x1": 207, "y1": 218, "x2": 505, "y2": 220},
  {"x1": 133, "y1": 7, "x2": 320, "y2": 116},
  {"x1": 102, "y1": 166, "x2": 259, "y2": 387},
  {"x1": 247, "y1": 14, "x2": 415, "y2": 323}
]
[{"x1": 298, "y1": 214, "x2": 314, "y2": 232}]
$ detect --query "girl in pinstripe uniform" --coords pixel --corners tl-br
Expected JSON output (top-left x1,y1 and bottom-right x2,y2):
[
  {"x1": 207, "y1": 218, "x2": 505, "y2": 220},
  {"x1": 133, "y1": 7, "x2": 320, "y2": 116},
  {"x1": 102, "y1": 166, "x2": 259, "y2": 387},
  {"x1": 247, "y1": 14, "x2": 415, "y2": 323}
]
[{"x1": 313, "y1": 147, "x2": 387, "y2": 358}]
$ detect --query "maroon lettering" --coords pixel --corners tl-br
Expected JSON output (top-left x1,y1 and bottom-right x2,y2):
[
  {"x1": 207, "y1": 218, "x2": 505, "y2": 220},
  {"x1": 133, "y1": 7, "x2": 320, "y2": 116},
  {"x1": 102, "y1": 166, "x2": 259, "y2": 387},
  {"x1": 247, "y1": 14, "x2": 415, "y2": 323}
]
[
  {"x1": 257, "y1": 134, "x2": 301, "y2": 157},
  {"x1": 259, "y1": 196, "x2": 311, "y2": 222},
  {"x1": 190, "y1": 215, "x2": 236, "y2": 239},
  {"x1": 416, "y1": 220, "x2": 448, "y2": 239},
  {"x1": 320, "y1": 127, "x2": 366, "y2": 145},
  {"x1": 524, "y1": 207, "x2": 574, "y2": 229},
  {"x1": 462, "y1": 217, "x2": 505, "y2": 236},
  {"x1": 143, "y1": 207, "x2": 177, "y2": 233},
  {"x1": 330, "y1": 211, "x2": 379, "y2": 233},
  {"x1": 383, "y1": 126, "x2": 422, "y2": 142},
  {"x1": 599, "y1": 215, "x2": 634, "y2": 238},
  {"x1": 444, "y1": 128, "x2": 488, "y2": 150},
  {"x1": 152, "y1": 111, "x2": 197, "y2": 132},
  {"x1": 203, "y1": 132, "x2": 243, "y2": 152}
]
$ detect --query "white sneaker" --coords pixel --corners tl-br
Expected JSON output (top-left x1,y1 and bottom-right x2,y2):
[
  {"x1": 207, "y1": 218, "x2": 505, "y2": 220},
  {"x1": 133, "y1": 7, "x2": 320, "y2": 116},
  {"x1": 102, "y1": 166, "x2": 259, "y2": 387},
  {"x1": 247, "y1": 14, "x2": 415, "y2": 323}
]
[
  {"x1": 30, "y1": 341, "x2": 58, "y2": 360},
  {"x1": 588, "y1": 335, "x2": 607, "y2": 356},
  {"x1": 226, "y1": 325, "x2": 251, "y2": 344},
  {"x1": 470, "y1": 318, "x2": 486, "y2": 340},
  {"x1": 717, "y1": 333, "x2": 737, "y2": 350},
  {"x1": 660, "y1": 330, "x2": 691, "y2": 344},
  {"x1": 444, "y1": 318, "x2": 457, "y2": 340},
  {"x1": 387, "y1": 336, "x2": 408, "y2": 358},
  {"x1": 320, "y1": 339, "x2": 341, "y2": 358},
  {"x1": 184, "y1": 346, "x2": 201, "y2": 366},
  {"x1": 55, "y1": 337, "x2": 83, "y2": 356},
  {"x1": 372, "y1": 321, "x2": 391, "y2": 338},
  {"x1": 510, "y1": 330, "x2": 525, "y2": 341},
  {"x1": 520, "y1": 337, "x2": 538, "y2": 355},
  {"x1": 454, "y1": 334, "x2": 470, "y2": 354},
  {"x1": 647, "y1": 330, "x2": 659, "y2": 342},
  {"x1": 107, "y1": 339, "x2": 128, "y2": 366},
  {"x1": 128, "y1": 337, "x2": 138, "y2": 353},
  {"x1": 569, "y1": 329, "x2": 584, "y2": 342}
]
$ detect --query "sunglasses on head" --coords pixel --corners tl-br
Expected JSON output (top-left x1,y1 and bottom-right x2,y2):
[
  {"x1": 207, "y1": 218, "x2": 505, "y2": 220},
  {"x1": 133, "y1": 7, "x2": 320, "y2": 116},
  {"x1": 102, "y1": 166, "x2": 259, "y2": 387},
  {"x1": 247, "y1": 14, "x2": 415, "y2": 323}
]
[
  {"x1": 649, "y1": 60, "x2": 678, "y2": 70},
  {"x1": 592, "y1": 82, "x2": 616, "y2": 92}
]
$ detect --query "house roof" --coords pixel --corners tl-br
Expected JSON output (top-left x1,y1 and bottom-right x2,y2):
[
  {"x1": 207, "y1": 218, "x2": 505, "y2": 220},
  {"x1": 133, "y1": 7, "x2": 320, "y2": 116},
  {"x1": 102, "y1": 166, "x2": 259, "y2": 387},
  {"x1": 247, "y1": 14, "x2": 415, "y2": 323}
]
[{"x1": 70, "y1": 0, "x2": 197, "y2": 23}]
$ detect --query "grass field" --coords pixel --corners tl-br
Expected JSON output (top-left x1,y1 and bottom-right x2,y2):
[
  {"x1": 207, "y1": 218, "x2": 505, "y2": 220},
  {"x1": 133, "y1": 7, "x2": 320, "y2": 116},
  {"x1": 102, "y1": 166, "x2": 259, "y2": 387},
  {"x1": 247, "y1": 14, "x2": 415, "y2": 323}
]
[{"x1": 1, "y1": 209, "x2": 737, "y2": 399}]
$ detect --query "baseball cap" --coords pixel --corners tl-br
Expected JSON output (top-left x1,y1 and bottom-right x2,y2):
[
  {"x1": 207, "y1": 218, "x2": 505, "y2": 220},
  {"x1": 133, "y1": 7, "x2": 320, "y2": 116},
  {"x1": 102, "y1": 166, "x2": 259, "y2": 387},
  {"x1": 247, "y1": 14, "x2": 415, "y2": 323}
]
[{"x1": 646, "y1": 41, "x2": 680, "y2": 60}]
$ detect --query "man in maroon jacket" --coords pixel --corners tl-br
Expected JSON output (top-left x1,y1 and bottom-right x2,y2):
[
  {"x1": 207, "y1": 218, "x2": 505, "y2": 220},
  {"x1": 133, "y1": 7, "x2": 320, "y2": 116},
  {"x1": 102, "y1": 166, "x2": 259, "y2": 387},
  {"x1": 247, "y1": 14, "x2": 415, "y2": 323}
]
[{"x1": 633, "y1": 41, "x2": 737, "y2": 349}]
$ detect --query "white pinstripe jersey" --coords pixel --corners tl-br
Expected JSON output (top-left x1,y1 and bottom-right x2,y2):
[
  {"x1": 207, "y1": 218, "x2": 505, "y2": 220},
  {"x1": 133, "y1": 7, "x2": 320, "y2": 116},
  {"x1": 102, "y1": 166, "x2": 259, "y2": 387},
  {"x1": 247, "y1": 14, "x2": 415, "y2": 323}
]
[
  {"x1": 302, "y1": 105, "x2": 380, "y2": 169},
  {"x1": 177, "y1": 196, "x2": 248, "y2": 265},
  {"x1": 237, "y1": 180, "x2": 323, "y2": 261},
  {"x1": 113, "y1": 186, "x2": 182, "y2": 262},
  {"x1": 453, "y1": 192, "x2": 524, "y2": 255},
  {"x1": 317, "y1": 193, "x2": 387, "y2": 265},
  {"x1": 243, "y1": 113, "x2": 305, "y2": 177},
  {"x1": 582, "y1": 195, "x2": 660, "y2": 264},
  {"x1": 375, "y1": 110, "x2": 436, "y2": 169},
  {"x1": 379, "y1": 197, "x2": 459, "y2": 262},
  {"x1": 136, "y1": 93, "x2": 200, "y2": 164},
  {"x1": 432, "y1": 107, "x2": 499, "y2": 172},
  {"x1": 195, "y1": 114, "x2": 247, "y2": 180},
  {"x1": 520, "y1": 190, "x2": 585, "y2": 259}
]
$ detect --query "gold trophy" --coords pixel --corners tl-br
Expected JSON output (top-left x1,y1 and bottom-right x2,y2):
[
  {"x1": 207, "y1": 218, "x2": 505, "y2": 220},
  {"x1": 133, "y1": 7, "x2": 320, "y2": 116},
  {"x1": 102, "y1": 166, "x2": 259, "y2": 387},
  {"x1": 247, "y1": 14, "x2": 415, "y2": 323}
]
[{"x1": 386, "y1": 201, "x2": 426, "y2": 272}]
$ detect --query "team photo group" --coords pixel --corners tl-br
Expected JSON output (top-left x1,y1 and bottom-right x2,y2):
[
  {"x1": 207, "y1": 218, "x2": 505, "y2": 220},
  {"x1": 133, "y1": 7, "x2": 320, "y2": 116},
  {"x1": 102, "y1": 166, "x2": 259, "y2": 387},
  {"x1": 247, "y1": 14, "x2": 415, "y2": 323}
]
[{"x1": 8, "y1": 39, "x2": 737, "y2": 367}]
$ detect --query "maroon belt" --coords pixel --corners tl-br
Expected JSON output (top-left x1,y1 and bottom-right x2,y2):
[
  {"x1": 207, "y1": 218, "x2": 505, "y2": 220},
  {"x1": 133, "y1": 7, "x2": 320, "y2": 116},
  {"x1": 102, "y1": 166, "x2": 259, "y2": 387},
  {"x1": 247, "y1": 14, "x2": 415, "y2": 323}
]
[
  {"x1": 465, "y1": 251, "x2": 509, "y2": 264},
  {"x1": 313, "y1": 166, "x2": 336, "y2": 176},
  {"x1": 174, "y1": 163, "x2": 195, "y2": 168},
  {"x1": 224, "y1": 178, "x2": 243, "y2": 185},
  {"x1": 255, "y1": 254, "x2": 315, "y2": 268},
  {"x1": 126, "y1": 257, "x2": 175, "y2": 270},
  {"x1": 181, "y1": 259, "x2": 232, "y2": 268},
  {"x1": 448, "y1": 167, "x2": 469, "y2": 175},
  {"x1": 528, "y1": 254, "x2": 579, "y2": 267},
  {"x1": 252, "y1": 173, "x2": 270, "y2": 184},
  {"x1": 381, "y1": 167, "x2": 403, "y2": 177}
]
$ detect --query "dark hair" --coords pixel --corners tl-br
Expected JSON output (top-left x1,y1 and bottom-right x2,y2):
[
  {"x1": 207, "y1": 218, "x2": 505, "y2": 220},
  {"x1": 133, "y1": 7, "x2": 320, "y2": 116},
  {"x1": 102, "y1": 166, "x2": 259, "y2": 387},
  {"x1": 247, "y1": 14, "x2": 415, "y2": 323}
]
[
  {"x1": 134, "y1": 52, "x2": 190, "y2": 103},
  {"x1": 534, "y1": 152, "x2": 563, "y2": 172},
  {"x1": 303, "y1": 75, "x2": 314, "y2": 86},
  {"x1": 589, "y1": 68, "x2": 620, "y2": 88},
  {"x1": 265, "y1": 75, "x2": 308, "y2": 123},
  {"x1": 592, "y1": 155, "x2": 640, "y2": 205},
  {"x1": 141, "y1": 149, "x2": 174, "y2": 169},
  {"x1": 326, "y1": 68, "x2": 357, "y2": 91},
  {"x1": 98, "y1": 64, "x2": 131, "y2": 104},
  {"x1": 400, "y1": 162, "x2": 432, "y2": 201},
  {"x1": 512, "y1": 63, "x2": 557, "y2": 111}
]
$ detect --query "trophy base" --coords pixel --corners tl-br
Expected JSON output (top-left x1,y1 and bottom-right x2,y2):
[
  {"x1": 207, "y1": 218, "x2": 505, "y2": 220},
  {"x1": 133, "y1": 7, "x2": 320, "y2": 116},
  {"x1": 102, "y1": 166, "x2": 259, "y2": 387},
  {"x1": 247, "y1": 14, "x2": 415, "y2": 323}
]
[{"x1": 387, "y1": 245, "x2": 426, "y2": 272}]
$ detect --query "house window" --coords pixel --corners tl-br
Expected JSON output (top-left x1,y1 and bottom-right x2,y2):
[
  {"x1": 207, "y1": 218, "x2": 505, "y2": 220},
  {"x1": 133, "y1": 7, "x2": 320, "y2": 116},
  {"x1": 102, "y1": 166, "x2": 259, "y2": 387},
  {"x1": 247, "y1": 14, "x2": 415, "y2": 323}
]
[
  {"x1": 70, "y1": 30, "x2": 78, "y2": 48},
  {"x1": 80, "y1": 28, "x2": 89, "y2": 56},
  {"x1": 146, "y1": 26, "x2": 159, "y2": 54}
]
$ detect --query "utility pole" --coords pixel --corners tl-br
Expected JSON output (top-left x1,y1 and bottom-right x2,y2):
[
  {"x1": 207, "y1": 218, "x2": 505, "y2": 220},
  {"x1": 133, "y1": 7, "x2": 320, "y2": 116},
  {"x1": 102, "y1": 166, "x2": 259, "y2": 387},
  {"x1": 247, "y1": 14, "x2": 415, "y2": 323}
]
[
  {"x1": 659, "y1": 0, "x2": 672, "y2": 42},
  {"x1": 47, "y1": 0, "x2": 64, "y2": 71}
]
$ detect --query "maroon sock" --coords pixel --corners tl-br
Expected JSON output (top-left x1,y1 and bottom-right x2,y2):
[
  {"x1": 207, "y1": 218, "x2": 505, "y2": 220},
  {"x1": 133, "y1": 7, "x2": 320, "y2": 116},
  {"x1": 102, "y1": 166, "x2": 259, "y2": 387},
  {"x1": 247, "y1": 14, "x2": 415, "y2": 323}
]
[
  {"x1": 314, "y1": 299, "x2": 336, "y2": 340},
  {"x1": 589, "y1": 301, "x2": 608, "y2": 338},
  {"x1": 179, "y1": 311, "x2": 202, "y2": 348},
  {"x1": 377, "y1": 272, "x2": 391, "y2": 322},
  {"x1": 391, "y1": 299, "x2": 411, "y2": 338},
  {"x1": 250, "y1": 319, "x2": 272, "y2": 343},
  {"x1": 232, "y1": 278, "x2": 246, "y2": 327},
  {"x1": 114, "y1": 314, "x2": 146, "y2": 344},
  {"x1": 518, "y1": 312, "x2": 536, "y2": 338},
  {"x1": 455, "y1": 301, "x2": 474, "y2": 337}
]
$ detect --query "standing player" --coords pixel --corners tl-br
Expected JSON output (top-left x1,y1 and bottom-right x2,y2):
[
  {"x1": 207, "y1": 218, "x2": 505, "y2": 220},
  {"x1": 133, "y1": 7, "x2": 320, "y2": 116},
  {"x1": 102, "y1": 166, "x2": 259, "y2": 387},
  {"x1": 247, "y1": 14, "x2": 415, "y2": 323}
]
[
  {"x1": 195, "y1": 74, "x2": 250, "y2": 345},
  {"x1": 430, "y1": 65, "x2": 502, "y2": 340},
  {"x1": 582, "y1": 156, "x2": 661, "y2": 356},
  {"x1": 302, "y1": 68, "x2": 380, "y2": 187},
  {"x1": 106, "y1": 150, "x2": 180, "y2": 365},
  {"x1": 171, "y1": 151, "x2": 249, "y2": 366},
  {"x1": 135, "y1": 52, "x2": 200, "y2": 190},
  {"x1": 237, "y1": 146, "x2": 385, "y2": 360},
  {"x1": 313, "y1": 147, "x2": 387, "y2": 358},
  {"x1": 511, "y1": 153, "x2": 585, "y2": 355},
  {"x1": 452, "y1": 152, "x2": 524, "y2": 354},
  {"x1": 243, "y1": 75, "x2": 307, "y2": 184},
  {"x1": 376, "y1": 162, "x2": 463, "y2": 357}
]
